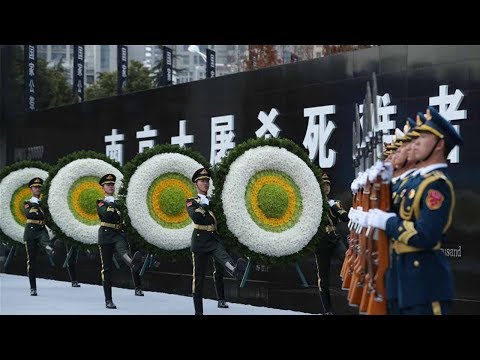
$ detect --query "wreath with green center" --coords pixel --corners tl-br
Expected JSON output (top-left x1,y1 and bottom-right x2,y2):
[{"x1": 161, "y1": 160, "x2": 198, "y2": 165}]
[
  {"x1": 42, "y1": 151, "x2": 123, "y2": 249},
  {"x1": 212, "y1": 137, "x2": 329, "y2": 265},
  {"x1": 0, "y1": 161, "x2": 51, "y2": 246},
  {"x1": 118, "y1": 144, "x2": 209, "y2": 259}
]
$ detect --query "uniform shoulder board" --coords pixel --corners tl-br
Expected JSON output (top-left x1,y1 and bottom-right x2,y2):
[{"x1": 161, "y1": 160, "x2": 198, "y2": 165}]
[
  {"x1": 431, "y1": 170, "x2": 447, "y2": 180},
  {"x1": 186, "y1": 196, "x2": 201, "y2": 207},
  {"x1": 423, "y1": 170, "x2": 447, "y2": 181}
]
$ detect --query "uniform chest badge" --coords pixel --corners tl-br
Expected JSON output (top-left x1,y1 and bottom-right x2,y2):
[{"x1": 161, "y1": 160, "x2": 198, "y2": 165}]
[
  {"x1": 426, "y1": 189, "x2": 444, "y2": 210},
  {"x1": 408, "y1": 189, "x2": 416, "y2": 199},
  {"x1": 400, "y1": 189, "x2": 407, "y2": 198}
]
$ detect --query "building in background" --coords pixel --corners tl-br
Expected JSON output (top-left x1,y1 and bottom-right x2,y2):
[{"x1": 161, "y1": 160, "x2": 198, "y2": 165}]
[{"x1": 36, "y1": 45, "x2": 326, "y2": 87}]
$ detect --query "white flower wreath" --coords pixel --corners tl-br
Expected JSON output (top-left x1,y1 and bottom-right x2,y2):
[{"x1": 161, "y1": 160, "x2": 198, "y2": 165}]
[
  {"x1": 126, "y1": 152, "x2": 209, "y2": 251},
  {"x1": 0, "y1": 168, "x2": 49, "y2": 244},
  {"x1": 47, "y1": 158, "x2": 123, "y2": 245},
  {"x1": 222, "y1": 146, "x2": 323, "y2": 257}
]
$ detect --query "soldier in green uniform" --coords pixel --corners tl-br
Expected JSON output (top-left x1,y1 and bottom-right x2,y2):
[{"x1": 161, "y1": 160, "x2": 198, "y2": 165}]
[
  {"x1": 96, "y1": 174, "x2": 143, "y2": 309},
  {"x1": 23, "y1": 177, "x2": 55, "y2": 296},
  {"x1": 186, "y1": 167, "x2": 248, "y2": 315},
  {"x1": 314, "y1": 172, "x2": 349, "y2": 315}
]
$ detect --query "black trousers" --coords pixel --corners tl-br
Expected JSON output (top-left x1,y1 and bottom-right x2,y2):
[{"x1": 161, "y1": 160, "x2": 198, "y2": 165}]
[
  {"x1": 98, "y1": 240, "x2": 141, "y2": 302},
  {"x1": 66, "y1": 246, "x2": 80, "y2": 282},
  {"x1": 192, "y1": 246, "x2": 234, "y2": 315},
  {"x1": 314, "y1": 236, "x2": 346, "y2": 313},
  {"x1": 24, "y1": 228, "x2": 51, "y2": 290}
]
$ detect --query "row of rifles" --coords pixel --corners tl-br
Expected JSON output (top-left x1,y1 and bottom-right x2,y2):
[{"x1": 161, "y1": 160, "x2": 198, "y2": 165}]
[{"x1": 339, "y1": 73, "x2": 393, "y2": 315}]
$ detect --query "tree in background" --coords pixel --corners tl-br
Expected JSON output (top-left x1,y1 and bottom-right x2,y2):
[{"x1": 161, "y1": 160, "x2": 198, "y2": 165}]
[
  {"x1": 243, "y1": 45, "x2": 281, "y2": 70},
  {"x1": 293, "y1": 45, "x2": 315, "y2": 60},
  {"x1": 43, "y1": 57, "x2": 75, "y2": 108},
  {"x1": 12, "y1": 45, "x2": 74, "y2": 110},
  {"x1": 322, "y1": 45, "x2": 373, "y2": 56},
  {"x1": 151, "y1": 45, "x2": 186, "y2": 87},
  {"x1": 85, "y1": 60, "x2": 152, "y2": 100}
]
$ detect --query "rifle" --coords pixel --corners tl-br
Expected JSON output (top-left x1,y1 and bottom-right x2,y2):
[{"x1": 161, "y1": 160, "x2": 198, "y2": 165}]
[
  {"x1": 367, "y1": 179, "x2": 390, "y2": 315},
  {"x1": 341, "y1": 111, "x2": 360, "y2": 284},
  {"x1": 348, "y1": 87, "x2": 372, "y2": 307},
  {"x1": 359, "y1": 81, "x2": 376, "y2": 314},
  {"x1": 366, "y1": 72, "x2": 390, "y2": 315},
  {"x1": 341, "y1": 104, "x2": 362, "y2": 289}
]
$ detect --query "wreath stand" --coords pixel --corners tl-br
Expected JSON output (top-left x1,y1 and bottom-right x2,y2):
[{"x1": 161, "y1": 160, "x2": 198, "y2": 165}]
[
  {"x1": 4, "y1": 244, "x2": 17, "y2": 269},
  {"x1": 239, "y1": 259, "x2": 309, "y2": 288}
]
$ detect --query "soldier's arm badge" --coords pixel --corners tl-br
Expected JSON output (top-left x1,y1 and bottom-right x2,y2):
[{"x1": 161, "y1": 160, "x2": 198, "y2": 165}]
[{"x1": 426, "y1": 189, "x2": 444, "y2": 210}]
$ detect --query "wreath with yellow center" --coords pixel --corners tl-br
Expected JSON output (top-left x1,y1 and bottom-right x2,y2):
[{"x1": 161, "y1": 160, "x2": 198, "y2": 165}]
[
  {"x1": 42, "y1": 151, "x2": 123, "y2": 249},
  {"x1": 119, "y1": 144, "x2": 210, "y2": 259},
  {"x1": 212, "y1": 138, "x2": 329, "y2": 265},
  {"x1": 0, "y1": 161, "x2": 51, "y2": 246}
]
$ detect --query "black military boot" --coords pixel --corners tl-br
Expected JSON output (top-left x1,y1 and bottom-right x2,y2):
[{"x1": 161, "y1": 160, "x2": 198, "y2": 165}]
[
  {"x1": 233, "y1": 258, "x2": 248, "y2": 281},
  {"x1": 135, "y1": 288, "x2": 144, "y2": 296},
  {"x1": 218, "y1": 300, "x2": 229, "y2": 308},
  {"x1": 30, "y1": 288, "x2": 37, "y2": 296},
  {"x1": 72, "y1": 281, "x2": 81, "y2": 287},
  {"x1": 105, "y1": 300, "x2": 117, "y2": 309},
  {"x1": 320, "y1": 290, "x2": 334, "y2": 315}
]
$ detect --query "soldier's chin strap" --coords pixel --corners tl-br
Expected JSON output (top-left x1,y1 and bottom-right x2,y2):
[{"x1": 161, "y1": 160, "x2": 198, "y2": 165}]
[{"x1": 416, "y1": 138, "x2": 440, "y2": 164}]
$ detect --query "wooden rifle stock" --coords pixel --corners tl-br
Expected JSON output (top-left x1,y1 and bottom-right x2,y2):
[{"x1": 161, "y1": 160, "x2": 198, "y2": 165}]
[
  {"x1": 360, "y1": 181, "x2": 380, "y2": 313},
  {"x1": 341, "y1": 193, "x2": 356, "y2": 282},
  {"x1": 342, "y1": 191, "x2": 362, "y2": 290},
  {"x1": 348, "y1": 180, "x2": 371, "y2": 306},
  {"x1": 367, "y1": 180, "x2": 391, "y2": 315}
]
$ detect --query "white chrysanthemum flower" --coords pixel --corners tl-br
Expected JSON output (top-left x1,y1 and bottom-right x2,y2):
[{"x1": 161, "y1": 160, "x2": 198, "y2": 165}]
[
  {"x1": 0, "y1": 168, "x2": 49, "y2": 244},
  {"x1": 48, "y1": 158, "x2": 123, "y2": 245}
]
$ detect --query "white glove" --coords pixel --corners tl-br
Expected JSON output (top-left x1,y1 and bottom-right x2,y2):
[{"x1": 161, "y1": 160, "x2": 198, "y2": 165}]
[
  {"x1": 348, "y1": 207, "x2": 355, "y2": 220},
  {"x1": 367, "y1": 208, "x2": 396, "y2": 230},
  {"x1": 198, "y1": 195, "x2": 209, "y2": 205},
  {"x1": 30, "y1": 197, "x2": 40, "y2": 204},
  {"x1": 351, "y1": 179, "x2": 359, "y2": 193},
  {"x1": 105, "y1": 196, "x2": 115, "y2": 203},
  {"x1": 46, "y1": 226, "x2": 55, "y2": 240},
  {"x1": 357, "y1": 211, "x2": 369, "y2": 228},
  {"x1": 328, "y1": 199, "x2": 336, "y2": 207},
  {"x1": 368, "y1": 161, "x2": 383, "y2": 182},
  {"x1": 380, "y1": 162, "x2": 394, "y2": 182}
]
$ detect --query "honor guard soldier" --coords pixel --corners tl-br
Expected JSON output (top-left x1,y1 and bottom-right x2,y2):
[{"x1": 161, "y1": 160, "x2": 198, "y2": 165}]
[
  {"x1": 314, "y1": 172, "x2": 349, "y2": 314},
  {"x1": 186, "y1": 167, "x2": 248, "y2": 315},
  {"x1": 23, "y1": 177, "x2": 54, "y2": 296},
  {"x1": 385, "y1": 118, "x2": 422, "y2": 314},
  {"x1": 96, "y1": 174, "x2": 144, "y2": 309},
  {"x1": 368, "y1": 107, "x2": 463, "y2": 315}
]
